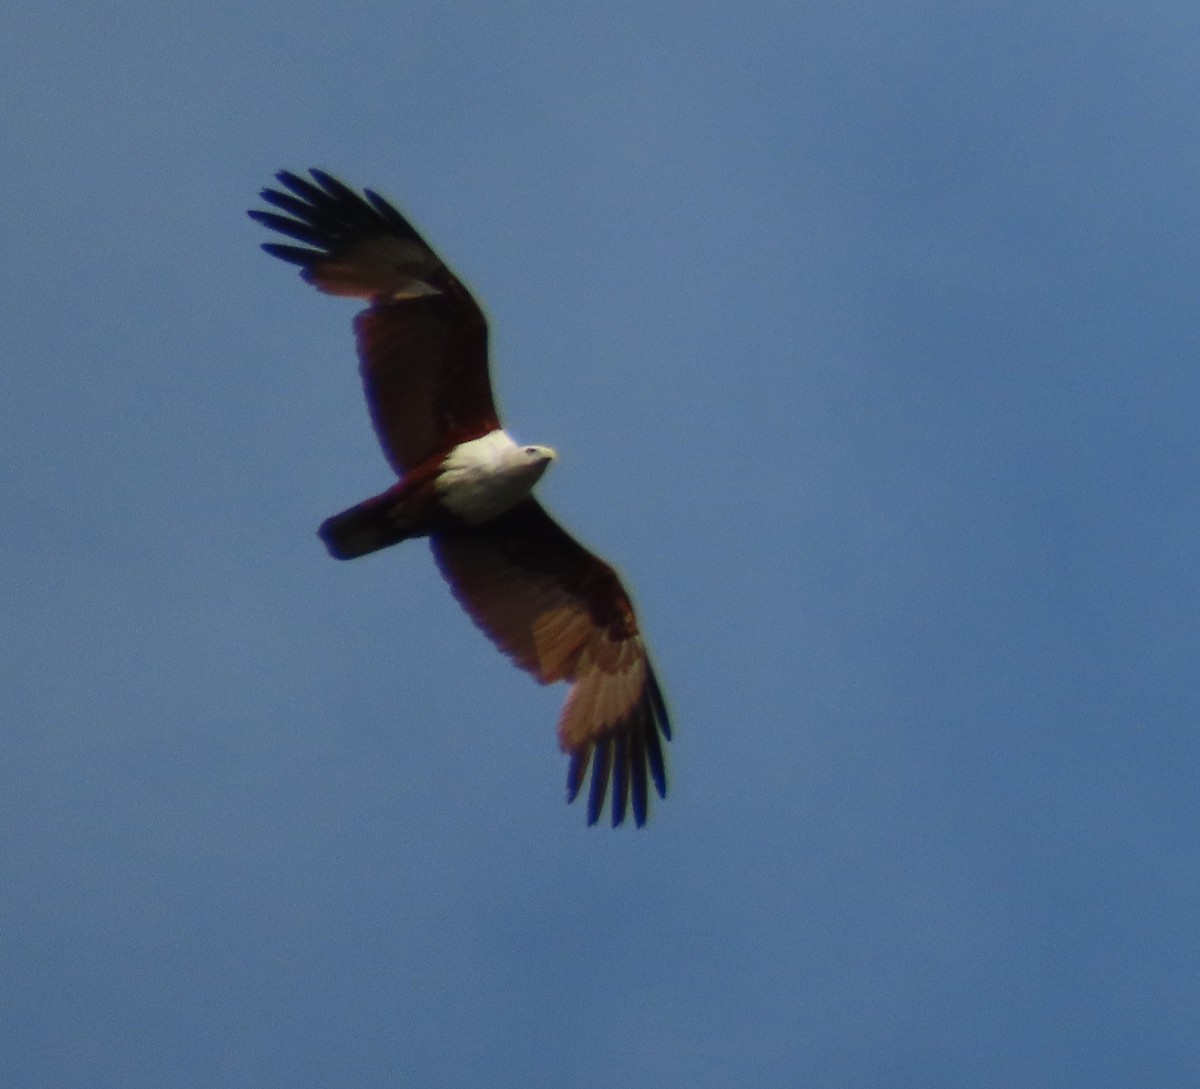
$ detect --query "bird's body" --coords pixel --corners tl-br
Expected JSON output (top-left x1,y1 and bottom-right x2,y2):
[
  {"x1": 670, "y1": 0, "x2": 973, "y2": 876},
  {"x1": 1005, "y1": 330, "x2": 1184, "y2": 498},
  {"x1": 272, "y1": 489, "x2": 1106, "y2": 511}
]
[
  {"x1": 319, "y1": 430, "x2": 556, "y2": 558},
  {"x1": 432, "y1": 431, "x2": 557, "y2": 525},
  {"x1": 250, "y1": 170, "x2": 670, "y2": 826}
]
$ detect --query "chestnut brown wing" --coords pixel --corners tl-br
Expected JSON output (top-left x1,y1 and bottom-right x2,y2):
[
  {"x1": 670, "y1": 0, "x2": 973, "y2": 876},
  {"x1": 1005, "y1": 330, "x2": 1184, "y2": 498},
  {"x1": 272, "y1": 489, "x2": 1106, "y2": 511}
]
[
  {"x1": 250, "y1": 169, "x2": 500, "y2": 472},
  {"x1": 431, "y1": 500, "x2": 670, "y2": 827}
]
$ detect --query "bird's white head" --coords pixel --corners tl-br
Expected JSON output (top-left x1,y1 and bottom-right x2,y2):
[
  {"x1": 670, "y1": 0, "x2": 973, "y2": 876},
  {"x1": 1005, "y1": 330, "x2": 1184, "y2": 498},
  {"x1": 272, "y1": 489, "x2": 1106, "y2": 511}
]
[
  {"x1": 510, "y1": 443, "x2": 556, "y2": 492},
  {"x1": 521, "y1": 444, "x2": 558, "y2": 470}
]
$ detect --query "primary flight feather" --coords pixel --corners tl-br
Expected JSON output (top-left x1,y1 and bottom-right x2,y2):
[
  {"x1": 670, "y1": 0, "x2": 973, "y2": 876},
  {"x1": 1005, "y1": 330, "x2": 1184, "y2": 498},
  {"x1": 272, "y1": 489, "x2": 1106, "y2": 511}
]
[{"x1": 249, "y1": 169, "x2": 671, "y2": 827}]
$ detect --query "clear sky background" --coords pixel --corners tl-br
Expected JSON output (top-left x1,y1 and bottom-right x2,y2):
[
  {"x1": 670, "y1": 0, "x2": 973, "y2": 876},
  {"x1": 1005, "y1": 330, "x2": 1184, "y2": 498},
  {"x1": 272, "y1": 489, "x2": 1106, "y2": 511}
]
[{"x1": 4, "y1": 3, "x2": 1199, "y2": 1086}]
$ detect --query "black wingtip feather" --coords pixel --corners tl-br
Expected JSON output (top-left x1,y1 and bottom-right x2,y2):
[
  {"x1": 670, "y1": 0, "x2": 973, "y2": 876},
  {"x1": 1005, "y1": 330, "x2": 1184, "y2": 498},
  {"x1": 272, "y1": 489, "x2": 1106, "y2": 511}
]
[
  {"x1": 630, "y1": 728, "x2": 649, "y2": 828},
  {"x1": 249, "y1": 209, "x2": 331, "y2": 248},
  {"x1": 566, "y1": 749, "x2": 588, "y2": 805},
  {"x1": 308, "y1": 168, "x2": 361, "y2": 205},
  {"x1": 258, "y1": 188, "x2": 315, "y2": 220},
  {"x1": 274, "y1": 169, "x2": 328, "y2": 205},
  {"x1": 649, "y1": 668, "x2": 671, "y2": 741},
  {"x1": 365, "y1": 188, "x2": 411, "y2": 230},
  {"x1": 611, "y1": 735, "x2": 629, "y2": 828},
  {"x1": 586, "y1": 740, "x2": 612, "y2": 826},
  {"x1": 260, "y1": 242, "x2": 322, "y2": 266},
  {"x1": 645, "y1": 719, "x2": 667, "y2": 800},
  {"x1": 564, "y1": 667, "x2": 673, "y2": 828},
  {"x1": 250, "y1": 168, "x2": 427, "y2": 269}
]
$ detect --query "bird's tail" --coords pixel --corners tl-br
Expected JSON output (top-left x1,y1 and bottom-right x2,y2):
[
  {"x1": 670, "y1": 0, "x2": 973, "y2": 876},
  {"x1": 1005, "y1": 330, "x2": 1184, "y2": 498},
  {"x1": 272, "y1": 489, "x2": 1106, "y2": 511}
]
[{"x1": 318, "y1": 495, "x2": 419, "y2": 560}]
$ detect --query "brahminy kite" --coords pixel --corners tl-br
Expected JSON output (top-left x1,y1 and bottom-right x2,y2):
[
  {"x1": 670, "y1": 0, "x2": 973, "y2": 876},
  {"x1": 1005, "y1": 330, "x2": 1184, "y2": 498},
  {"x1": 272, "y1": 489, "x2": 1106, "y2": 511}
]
[{"x1": 249, "y1": 169, "x2": 671, "y2": 827}]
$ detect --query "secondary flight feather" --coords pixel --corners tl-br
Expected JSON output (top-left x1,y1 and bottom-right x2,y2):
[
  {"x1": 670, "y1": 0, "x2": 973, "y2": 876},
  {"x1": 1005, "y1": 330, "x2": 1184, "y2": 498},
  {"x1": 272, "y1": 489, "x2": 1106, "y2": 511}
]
[{"x1": 249, "y1": 169, "x2": 671, "y2": 826}]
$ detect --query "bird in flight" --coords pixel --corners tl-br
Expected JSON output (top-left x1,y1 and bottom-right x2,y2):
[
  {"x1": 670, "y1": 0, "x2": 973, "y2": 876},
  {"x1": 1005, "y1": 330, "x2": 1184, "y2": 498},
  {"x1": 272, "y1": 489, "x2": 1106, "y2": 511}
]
[{"x1": 249, "y1": 169, "x2": 671, "y2": 826}]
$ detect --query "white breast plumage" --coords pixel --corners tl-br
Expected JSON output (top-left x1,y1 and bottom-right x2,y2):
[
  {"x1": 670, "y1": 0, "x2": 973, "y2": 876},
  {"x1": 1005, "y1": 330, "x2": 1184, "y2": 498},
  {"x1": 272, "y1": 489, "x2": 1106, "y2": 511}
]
[{"x1": 436, "y1": 430, "x2": 555, "y2": 524}]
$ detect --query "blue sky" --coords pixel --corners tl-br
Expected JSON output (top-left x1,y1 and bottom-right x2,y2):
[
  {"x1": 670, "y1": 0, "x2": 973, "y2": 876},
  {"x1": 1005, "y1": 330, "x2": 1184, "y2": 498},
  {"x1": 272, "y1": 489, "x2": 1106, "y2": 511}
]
[{"x1": 4, "y1": 2, "x2": 1200, "y2": 1086}]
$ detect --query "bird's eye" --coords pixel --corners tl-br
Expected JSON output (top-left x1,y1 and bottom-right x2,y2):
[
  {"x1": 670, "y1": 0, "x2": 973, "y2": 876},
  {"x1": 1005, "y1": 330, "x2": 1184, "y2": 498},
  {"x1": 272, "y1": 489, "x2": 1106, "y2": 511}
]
[{"x1": 525, "y1": 447, "x2": 538, "y2": 455}]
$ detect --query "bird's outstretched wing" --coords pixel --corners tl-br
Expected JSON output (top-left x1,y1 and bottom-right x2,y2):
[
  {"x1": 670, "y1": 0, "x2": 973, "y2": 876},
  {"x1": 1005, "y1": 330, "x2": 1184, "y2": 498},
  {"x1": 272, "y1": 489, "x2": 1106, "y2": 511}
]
[
  {"x1": 249, "y1": 169, "x2": 500, "y2": 472},
  {"x1": 431, "y1": 500, "x2": 671, "y2": 827}
]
